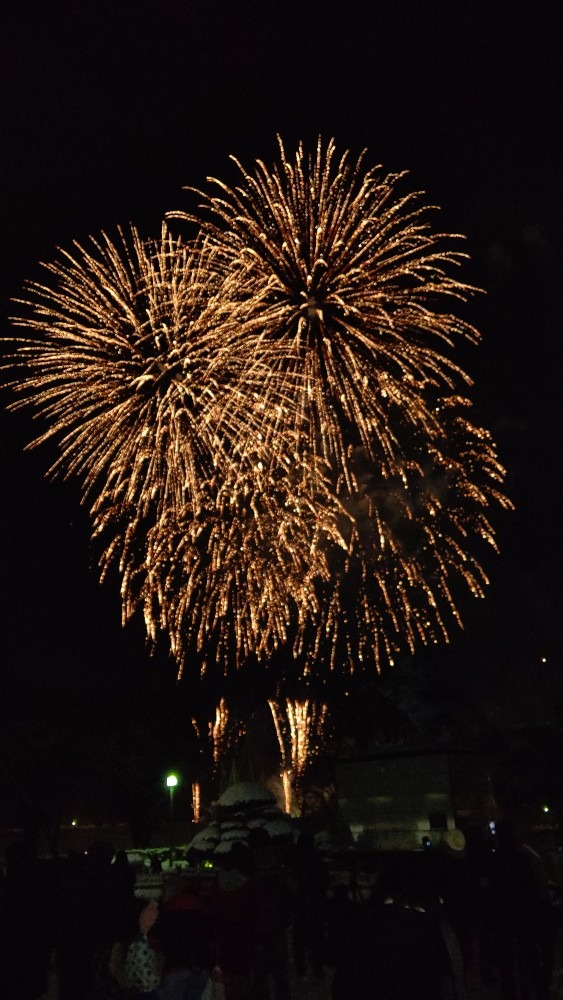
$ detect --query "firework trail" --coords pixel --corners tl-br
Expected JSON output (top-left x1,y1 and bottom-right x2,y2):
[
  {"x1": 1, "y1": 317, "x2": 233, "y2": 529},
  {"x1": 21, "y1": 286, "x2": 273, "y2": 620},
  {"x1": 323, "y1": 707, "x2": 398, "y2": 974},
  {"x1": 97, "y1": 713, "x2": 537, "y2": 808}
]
[{"x1": 3, "y1": 139, "x2": 510, "y2": 675}]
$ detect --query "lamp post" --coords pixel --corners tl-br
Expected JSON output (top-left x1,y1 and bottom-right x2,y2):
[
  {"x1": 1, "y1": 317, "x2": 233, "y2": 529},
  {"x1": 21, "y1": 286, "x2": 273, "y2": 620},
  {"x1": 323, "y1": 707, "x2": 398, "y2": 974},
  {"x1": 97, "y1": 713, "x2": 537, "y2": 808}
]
[{"x1": 166, "y1": 773, "x2": 179, "y2": 864}]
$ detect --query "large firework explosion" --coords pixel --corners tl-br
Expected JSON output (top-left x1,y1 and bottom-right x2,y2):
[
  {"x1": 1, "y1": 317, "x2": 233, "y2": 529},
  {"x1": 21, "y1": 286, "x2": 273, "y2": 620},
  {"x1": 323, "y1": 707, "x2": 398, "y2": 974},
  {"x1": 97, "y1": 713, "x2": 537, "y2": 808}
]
[
  {"x1": 172, "y1": 138, "x2": 485, "y2": 487},
  {"x1": 3, "y1": 138, "x2": 510, "y2": 676},
  {"x1": 4, "y1": 222, "x2": 346, "y2": 672}
]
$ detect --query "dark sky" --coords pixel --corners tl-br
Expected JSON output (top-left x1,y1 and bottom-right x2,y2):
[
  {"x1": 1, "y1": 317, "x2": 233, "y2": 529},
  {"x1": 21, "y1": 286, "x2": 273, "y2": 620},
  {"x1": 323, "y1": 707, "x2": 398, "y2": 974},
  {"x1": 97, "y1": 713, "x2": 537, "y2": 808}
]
[{"x1": 1, "y1": 0, "x2": 562, "y2": 705}]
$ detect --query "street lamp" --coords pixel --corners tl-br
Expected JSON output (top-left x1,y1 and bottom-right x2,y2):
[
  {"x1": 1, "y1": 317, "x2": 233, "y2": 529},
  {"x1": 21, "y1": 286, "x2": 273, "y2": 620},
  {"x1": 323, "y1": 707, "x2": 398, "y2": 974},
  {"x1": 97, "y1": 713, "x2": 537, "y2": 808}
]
[{"x1": 166, "y1": 773, "x2": 179, "y2": 864}]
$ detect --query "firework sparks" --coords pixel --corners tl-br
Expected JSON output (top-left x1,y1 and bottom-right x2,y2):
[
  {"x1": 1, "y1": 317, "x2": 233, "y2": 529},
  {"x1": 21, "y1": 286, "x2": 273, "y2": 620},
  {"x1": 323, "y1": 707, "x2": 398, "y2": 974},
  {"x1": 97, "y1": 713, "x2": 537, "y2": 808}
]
[
  {"x1": 281, "y1": 771, "x2": 293, "y2": 817},
  {"x1": 288, "y1": 393, "x2": 511, "y2": 673},
  {"x1": 3, "y1": 223, "x2": 346, "y2": 670},
  {"x1": 169, "y1": 137, "x2": 510, "y2": 671},
  {"x1": 3, "y1": 139, "x2": 510, "y2": 676},
  {"x1": 6, "y1": 226, "x2": 227, "y2": 508},
  {"x1": 209, "y1": 698, "x2": 230, "y2": 771},
  {"x1": 269, "y1": 697, "x2": 328, "y2": 811},
  {"x1": 192, "y1": 781, "x2": 201, "y2": 824},
  {"x1": 171, "y1": 137, "x2": 483, "y2": 491},
  {"x1": 124, "y1": 467, "x2": 351, "y2": 674}
]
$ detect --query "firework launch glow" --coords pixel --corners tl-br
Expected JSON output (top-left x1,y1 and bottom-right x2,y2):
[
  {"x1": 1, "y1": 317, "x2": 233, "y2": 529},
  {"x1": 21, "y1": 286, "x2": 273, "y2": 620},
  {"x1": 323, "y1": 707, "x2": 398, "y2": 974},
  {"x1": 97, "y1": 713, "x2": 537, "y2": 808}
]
[{"x1": 3, "y1": 138, "x2": 511, "y2": 676}]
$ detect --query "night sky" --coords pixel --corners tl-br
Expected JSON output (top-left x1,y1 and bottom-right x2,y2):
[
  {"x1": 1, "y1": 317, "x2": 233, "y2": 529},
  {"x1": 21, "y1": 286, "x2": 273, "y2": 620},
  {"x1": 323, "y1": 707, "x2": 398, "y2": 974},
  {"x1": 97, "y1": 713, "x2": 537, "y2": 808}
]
[{"x1": 1, "y1": 0, "x2": 562, "y2": 708}]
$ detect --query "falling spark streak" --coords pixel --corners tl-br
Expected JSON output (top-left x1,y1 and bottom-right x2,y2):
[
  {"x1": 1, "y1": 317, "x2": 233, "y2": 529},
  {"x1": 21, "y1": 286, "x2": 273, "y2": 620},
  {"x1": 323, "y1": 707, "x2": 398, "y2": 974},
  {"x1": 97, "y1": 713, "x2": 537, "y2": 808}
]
[{"x1": 3, "y1": 140, "x2": 511, "y2": 676}]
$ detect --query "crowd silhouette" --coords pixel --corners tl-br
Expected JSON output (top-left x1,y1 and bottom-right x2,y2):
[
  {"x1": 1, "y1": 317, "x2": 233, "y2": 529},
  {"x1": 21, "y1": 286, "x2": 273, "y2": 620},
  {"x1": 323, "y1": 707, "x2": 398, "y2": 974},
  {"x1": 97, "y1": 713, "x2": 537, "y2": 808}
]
[{"x1": 0, "y1": 819, "x2": 559, "y2": 1000}]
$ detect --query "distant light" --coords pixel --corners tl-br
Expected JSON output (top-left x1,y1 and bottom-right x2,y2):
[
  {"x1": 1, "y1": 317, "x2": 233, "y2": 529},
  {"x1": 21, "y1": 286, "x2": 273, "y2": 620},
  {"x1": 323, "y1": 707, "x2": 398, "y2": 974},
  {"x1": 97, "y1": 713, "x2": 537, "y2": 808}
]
[
  {"x1": 166, "y1": 774, "x2": 178, "y2": 788},
  {"x1": 71, "y1": 819, "x2": 78, "y2": 827},
  {"x1": 541, "y1": 657, "x2": 547, "y2": 663},
  {"x1": 543, "y1": 805, "x2": 550, "y2": 813}
]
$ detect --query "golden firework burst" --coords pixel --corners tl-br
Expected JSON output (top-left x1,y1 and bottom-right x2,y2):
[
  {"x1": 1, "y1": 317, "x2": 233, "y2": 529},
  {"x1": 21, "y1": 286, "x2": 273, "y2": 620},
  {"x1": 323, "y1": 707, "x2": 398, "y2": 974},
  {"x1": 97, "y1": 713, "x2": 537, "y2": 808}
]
[{"x1": 3, "y1": 139, "x2": 511, "y2": 676}]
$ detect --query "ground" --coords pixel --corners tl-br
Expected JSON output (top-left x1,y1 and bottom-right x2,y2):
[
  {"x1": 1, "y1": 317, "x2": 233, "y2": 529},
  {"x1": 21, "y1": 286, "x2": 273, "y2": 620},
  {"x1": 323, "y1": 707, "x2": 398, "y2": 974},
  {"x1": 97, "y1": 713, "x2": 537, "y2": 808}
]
[{"x1": 289, "y1": 929, "x2": 563, "y2": 999}]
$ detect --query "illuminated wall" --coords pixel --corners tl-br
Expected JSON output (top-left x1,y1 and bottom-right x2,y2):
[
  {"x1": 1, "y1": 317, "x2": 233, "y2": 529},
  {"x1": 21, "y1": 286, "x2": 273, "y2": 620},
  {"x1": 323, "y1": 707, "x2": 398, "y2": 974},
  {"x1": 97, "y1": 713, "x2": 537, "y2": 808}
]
[{"x1": 335, "y1": 747, "x2": 497, "y2": 851}]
